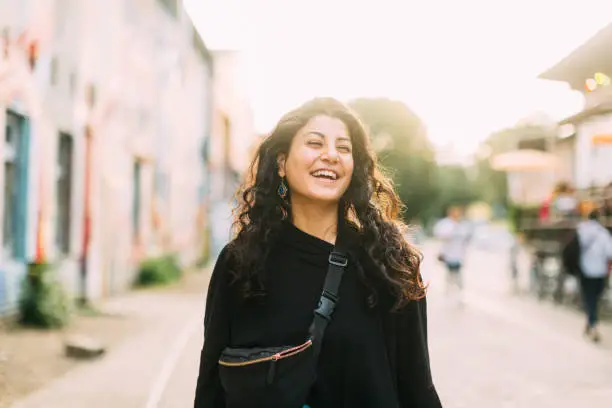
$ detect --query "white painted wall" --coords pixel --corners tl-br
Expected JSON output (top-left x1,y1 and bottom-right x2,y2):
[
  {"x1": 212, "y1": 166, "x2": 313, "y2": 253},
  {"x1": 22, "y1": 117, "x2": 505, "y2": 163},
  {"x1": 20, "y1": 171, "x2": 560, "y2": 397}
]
[
  {"x1": 574, "y1": 114, "x2": 612, "y2": 189},
  {"x1": 508, "y1": 171, "x2": 556, "y2": 205}
]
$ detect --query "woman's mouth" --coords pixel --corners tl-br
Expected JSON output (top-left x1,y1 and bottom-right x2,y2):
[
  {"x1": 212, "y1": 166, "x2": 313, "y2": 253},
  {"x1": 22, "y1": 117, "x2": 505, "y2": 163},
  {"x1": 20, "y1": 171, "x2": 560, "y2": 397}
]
[{"x1": 310, "y1": 169, "x2": 339, "y2": 182}]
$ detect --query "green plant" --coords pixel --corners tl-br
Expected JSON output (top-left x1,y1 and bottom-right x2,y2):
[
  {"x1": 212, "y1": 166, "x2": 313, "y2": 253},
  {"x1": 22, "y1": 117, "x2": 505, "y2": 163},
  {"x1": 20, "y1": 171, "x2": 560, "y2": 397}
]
[
  {"x1": 507, "y1": 204, "x2": 540, "y2": 233},
  {"x1": 135, "y1": 254, "x2": 182, "y2": 287},
  {"x1": 19, "y1": 263, "x2": 71, "y2": 329}
]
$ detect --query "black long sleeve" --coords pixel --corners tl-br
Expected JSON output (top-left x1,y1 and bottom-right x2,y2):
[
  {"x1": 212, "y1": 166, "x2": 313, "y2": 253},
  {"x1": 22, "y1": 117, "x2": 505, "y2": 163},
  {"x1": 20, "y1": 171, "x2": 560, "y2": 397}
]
[
  {"x1": 194, "y1": 223, "x2": 442, "y2": 407},
  {"x1": 396, "y1": 296, "x2": 443, "y2": 407},
  {"x1": 194, "y1": 248, "x2": 231, "y2": 408}
]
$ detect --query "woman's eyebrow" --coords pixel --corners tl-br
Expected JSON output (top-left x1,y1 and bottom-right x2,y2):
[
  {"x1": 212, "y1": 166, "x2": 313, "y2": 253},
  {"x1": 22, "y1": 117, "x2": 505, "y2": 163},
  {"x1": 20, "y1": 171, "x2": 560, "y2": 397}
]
[{"x1": 304, "y1": 131, "x2": 326, "y2": 138}]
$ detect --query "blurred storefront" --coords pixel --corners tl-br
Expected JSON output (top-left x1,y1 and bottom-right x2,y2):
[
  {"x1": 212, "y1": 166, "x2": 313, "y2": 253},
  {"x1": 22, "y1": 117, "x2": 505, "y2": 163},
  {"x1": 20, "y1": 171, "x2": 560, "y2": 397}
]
[
  {"x1": 208, "y1": 50, "x2": 256, "y2": 259},
  {"x1": 539, "y1": 22, "x2": 612, "y2": 190}
]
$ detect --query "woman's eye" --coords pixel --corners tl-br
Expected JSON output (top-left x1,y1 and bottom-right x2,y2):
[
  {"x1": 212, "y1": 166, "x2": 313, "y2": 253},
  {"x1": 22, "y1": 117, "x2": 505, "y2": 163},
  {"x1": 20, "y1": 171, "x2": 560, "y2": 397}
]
[
  {"x1": 338, "y1": 145, "x2": 352, "y2": 153},
  {"x1": 307, "y1": 140, "x2": 323, "y2": 147}
]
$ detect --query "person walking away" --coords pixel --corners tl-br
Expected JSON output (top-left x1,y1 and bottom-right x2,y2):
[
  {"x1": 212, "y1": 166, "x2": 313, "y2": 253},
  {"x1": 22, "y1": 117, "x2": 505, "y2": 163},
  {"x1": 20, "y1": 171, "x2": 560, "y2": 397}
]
[
  {"x1": 577, "y1": 210, "x2": 612, "y2": 342},
  {"x1": 433, "y1": 206, "x2": 472, "y2": 304}
]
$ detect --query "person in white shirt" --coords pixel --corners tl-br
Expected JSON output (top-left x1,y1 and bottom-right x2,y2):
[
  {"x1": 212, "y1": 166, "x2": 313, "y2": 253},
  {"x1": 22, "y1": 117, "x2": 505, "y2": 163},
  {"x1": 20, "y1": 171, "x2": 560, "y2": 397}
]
[
  {"x1": 577, "y1": 209, "x2": 612, "y2": 342},
  {"x1": 433, "y1": 206, "x2": 472, "y2": 299},
  {"x1": 552, "y1": 181, "x2": 578, "y2": 219}
]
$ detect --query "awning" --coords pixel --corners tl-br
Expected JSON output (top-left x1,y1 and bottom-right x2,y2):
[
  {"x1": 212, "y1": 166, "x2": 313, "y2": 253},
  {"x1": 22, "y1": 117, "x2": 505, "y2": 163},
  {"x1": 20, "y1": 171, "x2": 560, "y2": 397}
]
[
  {"x1": 538, "y1": 23, "x2": 612, "y2": 90},
  {"x1": 559, "y1": 103, "x2": 612, "y2": 125},
  {"x1": 490, "y1": 149, "x2": 558, "y2": 172}
]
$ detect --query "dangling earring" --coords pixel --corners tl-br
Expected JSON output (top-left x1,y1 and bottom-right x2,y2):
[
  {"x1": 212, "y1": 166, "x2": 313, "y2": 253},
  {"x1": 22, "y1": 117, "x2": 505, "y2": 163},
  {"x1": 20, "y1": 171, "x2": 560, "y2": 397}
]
[{"x1": 278, "y1": 177, "x2": 288, "y2": 199}]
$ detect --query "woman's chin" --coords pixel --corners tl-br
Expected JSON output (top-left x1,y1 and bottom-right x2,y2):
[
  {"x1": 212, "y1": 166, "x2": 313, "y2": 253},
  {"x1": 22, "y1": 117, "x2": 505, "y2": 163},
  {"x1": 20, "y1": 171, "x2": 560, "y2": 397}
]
[{"x1": 294, "y1": 190, "x2": 344, "y2": 205}]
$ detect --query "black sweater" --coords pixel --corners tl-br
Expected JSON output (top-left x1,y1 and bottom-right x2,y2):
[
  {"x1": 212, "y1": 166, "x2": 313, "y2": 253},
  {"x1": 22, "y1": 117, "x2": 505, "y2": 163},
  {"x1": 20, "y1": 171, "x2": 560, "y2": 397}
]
[{"x1": 194, "y1": 222, "x2": 442, "y2": 408}]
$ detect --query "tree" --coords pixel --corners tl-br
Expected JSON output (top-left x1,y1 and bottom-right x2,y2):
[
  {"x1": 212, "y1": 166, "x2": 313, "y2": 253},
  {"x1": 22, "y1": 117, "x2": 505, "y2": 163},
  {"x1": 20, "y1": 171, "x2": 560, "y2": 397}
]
[
  {"x1": 349, "y1": 98, "x2": 438, "y2": 222},
  {"x1": 434, "y1": 165, "x2": 480, "y2": 215},
  {"x1": 472, "y1": 156, "x2": 508, "y2": 209}
]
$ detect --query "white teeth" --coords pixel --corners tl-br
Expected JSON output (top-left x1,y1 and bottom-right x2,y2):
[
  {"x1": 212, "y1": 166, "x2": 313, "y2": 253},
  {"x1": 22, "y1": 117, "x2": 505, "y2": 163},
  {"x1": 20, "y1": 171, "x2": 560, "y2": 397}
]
[{"x1": 312, "y1": 170, "x2": 337, "y2": 180}]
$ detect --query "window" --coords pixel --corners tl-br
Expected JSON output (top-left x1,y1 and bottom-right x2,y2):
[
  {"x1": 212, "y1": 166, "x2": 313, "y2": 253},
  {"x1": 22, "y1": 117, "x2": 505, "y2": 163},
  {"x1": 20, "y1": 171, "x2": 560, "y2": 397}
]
[
  {"x1": 85, "y1": 83, "x2": 97, "y2": 109},
  {"x1": 517, "y1": 138, "x2": 547, "y2": 151},
  {"x1": 69, "y1": 71, "x2": 77, "y2": 95},
  {"x1": 2, "y1": 28, "x2": 10, "y2": 59},
  {"x1": 3, "y1": 111, "x2": 24, "y2": 257},
  {"x1": 132, "y1": 160, "x2": 142, "y2": 241},
  {"x1": 50, "y1": 57, "x2": 58, "y2": 85},
  {"x1": 55, "y1": 132, "x2": 73, "y2": 254},
  {"x1": 156, "y1": 0, "x2": 178, "y2": 17}
]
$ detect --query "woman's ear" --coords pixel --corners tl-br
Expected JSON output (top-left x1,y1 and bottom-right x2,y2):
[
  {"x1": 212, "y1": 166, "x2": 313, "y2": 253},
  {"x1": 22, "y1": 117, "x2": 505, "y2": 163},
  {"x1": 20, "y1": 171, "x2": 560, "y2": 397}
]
[{"x1": 277, "y1": 154, "x2": 286, "y2": 178}]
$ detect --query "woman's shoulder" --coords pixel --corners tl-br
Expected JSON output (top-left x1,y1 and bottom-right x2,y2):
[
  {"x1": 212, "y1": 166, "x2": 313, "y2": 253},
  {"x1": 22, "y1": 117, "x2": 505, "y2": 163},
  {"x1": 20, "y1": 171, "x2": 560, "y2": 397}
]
[{"x1": 208, "y1": 243, "x2": 237, "y2": 285}]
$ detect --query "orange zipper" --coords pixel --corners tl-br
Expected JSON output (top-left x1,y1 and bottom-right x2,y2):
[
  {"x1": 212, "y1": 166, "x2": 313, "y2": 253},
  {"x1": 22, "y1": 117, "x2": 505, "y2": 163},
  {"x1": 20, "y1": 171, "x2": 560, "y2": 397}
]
[{"x1": 218, "y1": 339, "x2": 313, "y2": 367}]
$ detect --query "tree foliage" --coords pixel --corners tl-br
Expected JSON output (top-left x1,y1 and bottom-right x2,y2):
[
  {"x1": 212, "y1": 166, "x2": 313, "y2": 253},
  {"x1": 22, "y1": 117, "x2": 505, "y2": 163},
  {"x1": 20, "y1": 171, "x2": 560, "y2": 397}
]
[
  {"x1": 435, "y1": 165, "x2": 480, "y2": 211},
  {"x1": 348, "y1": 98, "x2": 548, "y2": 222},
  {"x1": 349, "y1": 98, "x2": 438, "y2": 222}
]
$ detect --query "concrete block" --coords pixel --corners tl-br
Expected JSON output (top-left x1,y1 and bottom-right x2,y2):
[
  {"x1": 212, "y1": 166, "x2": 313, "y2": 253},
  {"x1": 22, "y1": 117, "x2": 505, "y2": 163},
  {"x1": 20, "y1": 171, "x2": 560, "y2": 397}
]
[{"x1": 64, "y1": 335, "x2": 106, "y2": 359}]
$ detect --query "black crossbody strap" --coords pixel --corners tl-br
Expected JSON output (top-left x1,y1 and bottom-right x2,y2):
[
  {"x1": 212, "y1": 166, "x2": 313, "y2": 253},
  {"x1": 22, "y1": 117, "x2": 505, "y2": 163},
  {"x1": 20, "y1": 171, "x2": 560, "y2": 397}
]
[{"x1": 308, "y1": 234, "x2": 349, "y2": 359}]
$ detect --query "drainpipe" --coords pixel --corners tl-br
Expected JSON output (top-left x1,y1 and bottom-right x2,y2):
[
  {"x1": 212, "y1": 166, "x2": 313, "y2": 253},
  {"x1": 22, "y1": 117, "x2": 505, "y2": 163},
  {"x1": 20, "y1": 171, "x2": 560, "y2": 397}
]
[
  {"x1": 79, "y1": 123, "x2": 92, "y2": 305},
  {"x1": 34, "y1": 158, "x2": 45, "y2": 263},
  {"x1": 78, "y1": 82, "x2": 98, "y2": 305},
  {"x1": 28, "y1": 41, "x2": 46, "y2": 264}
]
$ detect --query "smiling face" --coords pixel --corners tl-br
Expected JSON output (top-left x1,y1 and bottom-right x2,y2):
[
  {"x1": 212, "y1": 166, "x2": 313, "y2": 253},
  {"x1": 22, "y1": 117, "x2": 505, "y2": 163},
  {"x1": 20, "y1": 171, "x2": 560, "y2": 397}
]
[{"x1": 278, "y1": 115, "x2": 355, "y2": 205}]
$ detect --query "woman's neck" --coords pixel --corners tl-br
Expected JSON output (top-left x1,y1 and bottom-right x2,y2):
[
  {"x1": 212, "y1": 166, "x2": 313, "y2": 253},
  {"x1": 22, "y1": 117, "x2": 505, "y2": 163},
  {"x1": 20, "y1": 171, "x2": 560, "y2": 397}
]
[{"x1": 291, "y1": 201, "x2": 339, "y2": 244}]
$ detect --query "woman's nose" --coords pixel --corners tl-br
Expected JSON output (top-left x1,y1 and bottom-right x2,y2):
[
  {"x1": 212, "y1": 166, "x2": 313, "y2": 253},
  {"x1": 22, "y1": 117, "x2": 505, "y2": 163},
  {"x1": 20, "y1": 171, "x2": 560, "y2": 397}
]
[{"x1": 323, "y1": 147, "x2": 339, "y2": 162}]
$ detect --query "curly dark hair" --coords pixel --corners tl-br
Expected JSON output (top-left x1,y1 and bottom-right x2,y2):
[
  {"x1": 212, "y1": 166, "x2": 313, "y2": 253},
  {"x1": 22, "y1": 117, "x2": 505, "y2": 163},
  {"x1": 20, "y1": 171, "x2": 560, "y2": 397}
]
[{"x1": 228, "y1": 97, "x2": 425, "y2": 310}]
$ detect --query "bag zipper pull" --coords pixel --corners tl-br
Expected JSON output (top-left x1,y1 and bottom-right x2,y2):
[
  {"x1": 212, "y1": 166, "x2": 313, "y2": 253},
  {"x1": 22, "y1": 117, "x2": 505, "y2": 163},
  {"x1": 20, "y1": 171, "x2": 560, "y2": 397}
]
[{"x1": 266, "y1": 353, "x2": 280, "y2": 385}]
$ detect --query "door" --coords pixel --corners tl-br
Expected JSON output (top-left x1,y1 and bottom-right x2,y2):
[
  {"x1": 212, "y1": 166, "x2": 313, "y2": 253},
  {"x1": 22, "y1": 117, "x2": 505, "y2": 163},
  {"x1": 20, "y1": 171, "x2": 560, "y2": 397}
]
[
  {"x1": 3, "y1": 110, "x2": 29, "y2": 260},
  {"x1": 1, "y1": 110, "x2": 30, "y2": 315}
]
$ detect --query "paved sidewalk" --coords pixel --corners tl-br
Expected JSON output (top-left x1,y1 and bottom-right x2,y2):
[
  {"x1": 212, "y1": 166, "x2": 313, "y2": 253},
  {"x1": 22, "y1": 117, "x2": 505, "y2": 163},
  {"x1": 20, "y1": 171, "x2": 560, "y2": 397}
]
[
  {"x1": 422, "y1": 242, "x2": 612, "y2": 408},
  {"x1": 8, "y1": 270, "x2": 211, "y2": 408}
]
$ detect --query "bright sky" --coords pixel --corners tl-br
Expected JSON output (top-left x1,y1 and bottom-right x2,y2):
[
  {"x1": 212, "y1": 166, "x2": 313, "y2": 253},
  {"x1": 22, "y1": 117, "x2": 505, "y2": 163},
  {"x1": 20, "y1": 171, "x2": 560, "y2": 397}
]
[{"x1": 185, "y1": 0, "x2": 612, "y2": 157}]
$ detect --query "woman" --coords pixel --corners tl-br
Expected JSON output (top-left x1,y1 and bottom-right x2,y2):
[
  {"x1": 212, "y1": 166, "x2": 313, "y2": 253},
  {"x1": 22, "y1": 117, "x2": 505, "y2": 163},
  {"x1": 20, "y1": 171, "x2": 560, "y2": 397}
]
[{"x1": 194, "y1": 98, "x2": 442, "y2": 407}]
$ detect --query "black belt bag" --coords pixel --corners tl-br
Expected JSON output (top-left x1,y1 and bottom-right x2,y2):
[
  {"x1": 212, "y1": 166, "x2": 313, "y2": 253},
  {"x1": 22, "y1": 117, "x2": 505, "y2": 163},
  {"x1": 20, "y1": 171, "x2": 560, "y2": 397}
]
[{"x1": 218, "y1": 248, "x2": 349, "y2": 408}]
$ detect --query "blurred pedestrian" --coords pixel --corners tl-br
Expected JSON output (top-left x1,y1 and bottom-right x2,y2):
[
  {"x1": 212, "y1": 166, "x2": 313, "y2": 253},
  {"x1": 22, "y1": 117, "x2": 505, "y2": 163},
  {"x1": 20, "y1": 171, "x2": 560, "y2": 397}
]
[
  {"x1": 194, "y1": 98, "x2": 442, "y2": 408},
  {"x1": 509, "y1": 232, "x2": 524, "y2": 293},
  {"x1": 433, "y1": 206, "x2": 472, "y2": 303},
  {"x1": 551, "y1": 181, "x2": 579, "y2": 220},
  {"x1": 576, "y1": 209, "x2": 612, "y2": 343}
]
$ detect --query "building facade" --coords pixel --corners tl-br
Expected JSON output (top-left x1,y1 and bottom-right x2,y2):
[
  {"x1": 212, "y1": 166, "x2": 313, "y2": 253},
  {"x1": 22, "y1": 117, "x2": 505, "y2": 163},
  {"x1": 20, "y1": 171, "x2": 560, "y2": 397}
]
[
  {"x1": 207, "y1": 50, "x2": 255, "y2": 258},
  {"x1": 539, "y1": 22, "x2": 612, "y2": 190},
  {"x1": 0, "y1": 0, "x2": 214, "y2": 314}
]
